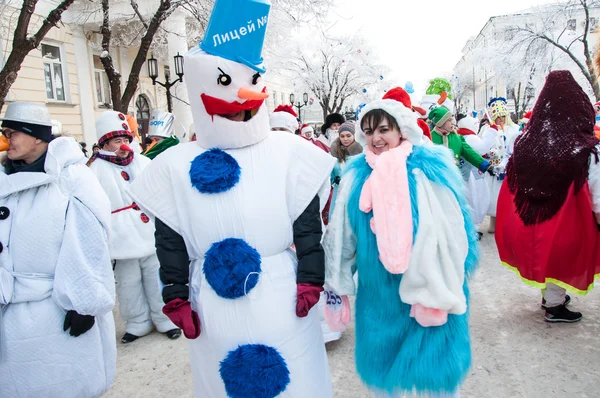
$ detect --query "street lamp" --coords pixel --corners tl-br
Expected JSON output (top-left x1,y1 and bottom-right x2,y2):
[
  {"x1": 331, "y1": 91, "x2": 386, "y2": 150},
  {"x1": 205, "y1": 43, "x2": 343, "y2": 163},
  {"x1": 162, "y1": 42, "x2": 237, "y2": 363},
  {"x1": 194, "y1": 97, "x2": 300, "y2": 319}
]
[
  {"x1": 147, "y1": 53, "x2": 185, "y2": 113},
  {"x1": 290, "y1": 92, "x2": 309, "y2": 120}
]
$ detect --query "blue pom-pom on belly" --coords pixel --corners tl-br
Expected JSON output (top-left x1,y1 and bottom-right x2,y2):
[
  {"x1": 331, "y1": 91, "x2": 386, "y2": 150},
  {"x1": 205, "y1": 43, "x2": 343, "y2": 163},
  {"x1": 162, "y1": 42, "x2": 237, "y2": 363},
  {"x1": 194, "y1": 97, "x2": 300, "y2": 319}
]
[
  {"x1": 189, "y1": 148, "x2": 241, "y2": 194},
  {"x1": 203, "y1": 238, "x2": 261, "y2": 299},
  {"x1": 220, "y1": 344, "x2": 290, "y2": 398}
]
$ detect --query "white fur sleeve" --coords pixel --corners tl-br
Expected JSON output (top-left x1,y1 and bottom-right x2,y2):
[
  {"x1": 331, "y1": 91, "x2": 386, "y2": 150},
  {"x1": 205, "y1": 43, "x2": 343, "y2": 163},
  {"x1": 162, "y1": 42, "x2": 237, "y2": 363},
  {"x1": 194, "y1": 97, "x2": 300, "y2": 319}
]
[
  {"x1": 399, "y1": 169, "x2": 467, "y2": 315},
  {"x1": 323, "y1": 171, "x2": 357, "y2": 296},
  {"x1": 588, "y1": 146, "x2": 600, "y2": 213}
]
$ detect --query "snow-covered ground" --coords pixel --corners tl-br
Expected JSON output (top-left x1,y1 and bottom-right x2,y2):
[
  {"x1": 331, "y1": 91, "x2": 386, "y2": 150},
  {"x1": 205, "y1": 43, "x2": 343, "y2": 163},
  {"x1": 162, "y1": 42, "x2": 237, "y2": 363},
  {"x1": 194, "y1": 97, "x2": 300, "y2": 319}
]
[{"x1": 105, "y1": 219, "x2": 600, "y2": 397}]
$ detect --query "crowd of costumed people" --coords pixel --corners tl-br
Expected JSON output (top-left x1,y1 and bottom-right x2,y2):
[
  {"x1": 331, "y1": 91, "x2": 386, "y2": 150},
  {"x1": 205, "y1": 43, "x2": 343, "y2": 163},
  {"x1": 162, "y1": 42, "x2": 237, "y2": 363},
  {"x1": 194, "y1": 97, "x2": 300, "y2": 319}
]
[{"x1": 2, "y1": 0, "x2": 600, "y2": 397}]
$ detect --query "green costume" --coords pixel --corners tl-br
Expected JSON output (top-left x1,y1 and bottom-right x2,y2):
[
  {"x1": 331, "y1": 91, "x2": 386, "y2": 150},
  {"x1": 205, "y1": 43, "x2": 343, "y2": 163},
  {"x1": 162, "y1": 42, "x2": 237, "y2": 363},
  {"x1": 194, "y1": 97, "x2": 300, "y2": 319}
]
[{"x1": 428, "y1": 106, "x2": 490, "y2": 172}]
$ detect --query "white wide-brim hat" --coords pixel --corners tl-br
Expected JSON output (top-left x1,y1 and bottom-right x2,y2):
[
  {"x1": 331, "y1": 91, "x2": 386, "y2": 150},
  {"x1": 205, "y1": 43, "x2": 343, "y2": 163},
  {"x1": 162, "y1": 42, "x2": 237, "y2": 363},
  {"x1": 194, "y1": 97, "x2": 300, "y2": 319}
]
[{"x1": 1, "y1": 102, "x2": 52, "y2": 126}]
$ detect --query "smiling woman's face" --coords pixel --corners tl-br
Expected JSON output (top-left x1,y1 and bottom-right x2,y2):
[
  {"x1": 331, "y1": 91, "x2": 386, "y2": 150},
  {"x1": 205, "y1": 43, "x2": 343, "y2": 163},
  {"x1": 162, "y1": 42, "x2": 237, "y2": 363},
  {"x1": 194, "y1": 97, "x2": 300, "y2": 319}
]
[{"x1": 361, "y1": 111, "x2": 402, "y2": 155}]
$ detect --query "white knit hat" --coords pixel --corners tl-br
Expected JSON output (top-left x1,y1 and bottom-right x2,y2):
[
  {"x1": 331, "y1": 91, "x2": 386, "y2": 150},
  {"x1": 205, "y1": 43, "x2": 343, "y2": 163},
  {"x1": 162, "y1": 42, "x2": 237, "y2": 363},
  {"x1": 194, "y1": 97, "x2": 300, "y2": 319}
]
[
  {"x1": 269, "y1": 111, "x2": 297, "y2": 133},
  {"x1": 95, "y1": 110, "x2": 133, "y2": 146}
]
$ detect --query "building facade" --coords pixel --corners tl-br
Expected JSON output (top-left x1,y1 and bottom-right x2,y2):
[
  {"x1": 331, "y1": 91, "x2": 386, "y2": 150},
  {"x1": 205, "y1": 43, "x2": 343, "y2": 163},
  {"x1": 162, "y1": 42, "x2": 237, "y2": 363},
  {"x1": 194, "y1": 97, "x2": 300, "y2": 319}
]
[
  {"x1": 453, "y1": 5, "x2": 600, "y2": 118},
  {"x1": 0, "y1": 0, "x2": 297, "y2": 147}
]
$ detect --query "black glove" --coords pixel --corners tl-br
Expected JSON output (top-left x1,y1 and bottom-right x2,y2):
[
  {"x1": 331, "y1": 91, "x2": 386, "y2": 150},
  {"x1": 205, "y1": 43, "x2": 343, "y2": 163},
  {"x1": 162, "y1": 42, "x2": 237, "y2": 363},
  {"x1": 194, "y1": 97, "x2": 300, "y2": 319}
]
[
  {"x1": 333, "y1": 176, "x2": 341, "y2": 185},
  {"x1": 63, "y1": 310, "x2": 95, "y2": 337},
  {"x1": 487, "y1": 166, "x2": 496, "y2": 176}
]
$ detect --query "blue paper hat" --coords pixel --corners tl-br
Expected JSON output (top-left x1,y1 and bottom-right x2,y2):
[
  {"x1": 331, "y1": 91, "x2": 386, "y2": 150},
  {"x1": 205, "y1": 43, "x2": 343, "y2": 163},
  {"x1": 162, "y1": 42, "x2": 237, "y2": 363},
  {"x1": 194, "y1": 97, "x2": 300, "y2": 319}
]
[{"x1": 200, "y1": 0, "x2": 271, "y2": 74}]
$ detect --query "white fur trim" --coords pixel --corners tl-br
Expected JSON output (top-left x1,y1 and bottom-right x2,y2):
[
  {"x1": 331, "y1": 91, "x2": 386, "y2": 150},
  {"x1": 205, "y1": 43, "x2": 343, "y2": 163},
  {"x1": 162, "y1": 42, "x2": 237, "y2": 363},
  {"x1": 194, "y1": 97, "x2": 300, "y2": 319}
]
[
  {"x1": 399, "y1": 169, "x2": 467, "y2": 314},
  {"x1": 269, "y1": 111, "x2": 298, "y2": 134},
  {"x1": 357, "y1": 99, "x2": 423, "y2": 146}
]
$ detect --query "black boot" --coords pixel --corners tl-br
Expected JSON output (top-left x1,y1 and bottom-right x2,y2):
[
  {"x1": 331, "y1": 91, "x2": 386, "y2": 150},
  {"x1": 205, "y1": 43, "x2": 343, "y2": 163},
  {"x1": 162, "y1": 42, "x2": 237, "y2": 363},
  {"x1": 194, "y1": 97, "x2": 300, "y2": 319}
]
[
  {"x1": 544, "y1": 304, "x2": 582, "y2": 323},
  {"x1": 541, "y1": 295, "x2": 571, "y2": 309},
  {"x1": 166, "y1": 328, "x2": 182, "y2": 340},
  {"x1": 121, "y1": 333, "x2": 141, "y2": 344}
]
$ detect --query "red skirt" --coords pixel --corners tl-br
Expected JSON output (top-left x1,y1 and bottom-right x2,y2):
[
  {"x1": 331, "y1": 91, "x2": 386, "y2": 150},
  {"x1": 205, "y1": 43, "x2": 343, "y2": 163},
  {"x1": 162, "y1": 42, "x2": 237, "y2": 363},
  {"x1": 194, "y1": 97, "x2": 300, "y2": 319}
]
[{"x1": 496, "y1": 181, "x2": 600, "y2": 294}]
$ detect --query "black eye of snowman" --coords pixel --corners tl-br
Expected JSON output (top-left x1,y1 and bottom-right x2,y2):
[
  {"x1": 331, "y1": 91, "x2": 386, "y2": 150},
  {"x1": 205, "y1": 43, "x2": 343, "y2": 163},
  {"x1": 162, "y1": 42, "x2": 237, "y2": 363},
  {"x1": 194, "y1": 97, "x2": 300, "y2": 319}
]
[
  {"x1": 252, "y1": 73, "x2": 261, "y2": 85},
  {"x1": 217, "y1": 68, "x2": 232, "y2": 86}
]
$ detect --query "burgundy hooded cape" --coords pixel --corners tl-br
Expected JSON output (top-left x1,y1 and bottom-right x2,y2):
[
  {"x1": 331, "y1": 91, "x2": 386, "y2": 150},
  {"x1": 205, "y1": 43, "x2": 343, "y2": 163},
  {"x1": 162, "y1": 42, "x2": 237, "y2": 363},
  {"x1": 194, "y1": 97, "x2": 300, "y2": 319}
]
[{"x1": 495, "y1": 70, "x2": 600, "y2": 294}]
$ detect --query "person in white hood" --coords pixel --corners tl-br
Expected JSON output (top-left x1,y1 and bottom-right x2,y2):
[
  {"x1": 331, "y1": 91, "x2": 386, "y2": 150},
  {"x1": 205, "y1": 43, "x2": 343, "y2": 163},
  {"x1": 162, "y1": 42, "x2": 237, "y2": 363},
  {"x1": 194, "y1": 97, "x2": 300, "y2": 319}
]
[
  {"x1": 89, "y1": 110, "x2": 180, "y2": 343},
  {"x1": 269, "y1": 105, "x2": 299, "y2": 133},
  {"x1": 0, "y1": 102, "x2": 116, "y2": 397}
]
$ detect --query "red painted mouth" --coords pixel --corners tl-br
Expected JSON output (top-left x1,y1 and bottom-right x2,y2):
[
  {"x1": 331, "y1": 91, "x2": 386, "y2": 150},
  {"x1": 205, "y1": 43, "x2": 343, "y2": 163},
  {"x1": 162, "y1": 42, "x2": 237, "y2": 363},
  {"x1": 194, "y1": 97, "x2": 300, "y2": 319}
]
[{"x1": 201, "y1": 87, "x2": 266, "y2": 120}]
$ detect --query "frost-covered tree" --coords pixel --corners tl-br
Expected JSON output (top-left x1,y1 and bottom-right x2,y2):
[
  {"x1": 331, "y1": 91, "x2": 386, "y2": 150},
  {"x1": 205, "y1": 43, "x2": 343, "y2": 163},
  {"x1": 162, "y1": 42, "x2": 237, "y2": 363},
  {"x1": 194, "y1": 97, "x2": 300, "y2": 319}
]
[
  {"x1": 502, "y1": 0, "x2": 600, "y2": 101},
  {"x1": 282, "y1": 33, "x2": 387, "y2": 120},
  {"x1": 0, "y1": 0, "x2": 76, "y2": 111}
]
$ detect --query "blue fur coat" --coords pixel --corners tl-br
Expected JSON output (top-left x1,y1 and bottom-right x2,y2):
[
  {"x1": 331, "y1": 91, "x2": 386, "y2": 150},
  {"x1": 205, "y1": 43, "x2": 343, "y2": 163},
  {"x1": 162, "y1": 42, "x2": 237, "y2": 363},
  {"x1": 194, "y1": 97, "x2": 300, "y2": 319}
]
[{"x1": 345, "y1": 144, "x2": 479, "y2": 395}]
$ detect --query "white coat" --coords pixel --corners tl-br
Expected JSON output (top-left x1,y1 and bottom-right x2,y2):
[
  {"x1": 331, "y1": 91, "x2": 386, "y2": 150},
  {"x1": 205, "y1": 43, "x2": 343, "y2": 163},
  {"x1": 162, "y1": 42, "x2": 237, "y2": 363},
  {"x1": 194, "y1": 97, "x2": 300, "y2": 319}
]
[
  {"x1": 482, "y1": 125, "x2": 519, "y2": 216},
  {"x1": 89, "y1": 152, "x2": 155, "y2": 260},
  {"x1": 462, "y1": 132, "x2": 496, "y2": 225},
  {"x1": 0, "y1": 137, "x2": 116, "y2": 397}
]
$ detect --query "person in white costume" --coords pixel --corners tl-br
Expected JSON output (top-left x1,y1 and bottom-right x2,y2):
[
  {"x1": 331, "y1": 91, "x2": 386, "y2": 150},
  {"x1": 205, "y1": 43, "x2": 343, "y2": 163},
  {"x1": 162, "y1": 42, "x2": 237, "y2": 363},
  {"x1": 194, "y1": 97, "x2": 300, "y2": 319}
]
[
  {"x1": 270, "y1": 104, "x2": 299, "y2": 133},
  {"x1": 456, "y1": 114, "x2": 496, "y2": 237},
  {"x1": 129, "y1": 1, "x2": 335, "y2": 397},
  {"x1": 89, "y1": 110, "x2": 180, "y2": 344},
  {"x1": 481, "y1": 98, "x2": 519, "y2": 233},
  {"x1": 0, "y1": 102, "x2": 116, "y2": 397}
]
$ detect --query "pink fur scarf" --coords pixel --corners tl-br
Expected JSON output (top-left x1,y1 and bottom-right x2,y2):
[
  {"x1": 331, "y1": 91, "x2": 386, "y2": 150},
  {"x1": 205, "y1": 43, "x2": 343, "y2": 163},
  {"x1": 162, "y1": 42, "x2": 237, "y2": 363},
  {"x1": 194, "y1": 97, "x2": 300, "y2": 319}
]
[{"x1": 359, "y1": 140, "x2": 413, "y2": 274}]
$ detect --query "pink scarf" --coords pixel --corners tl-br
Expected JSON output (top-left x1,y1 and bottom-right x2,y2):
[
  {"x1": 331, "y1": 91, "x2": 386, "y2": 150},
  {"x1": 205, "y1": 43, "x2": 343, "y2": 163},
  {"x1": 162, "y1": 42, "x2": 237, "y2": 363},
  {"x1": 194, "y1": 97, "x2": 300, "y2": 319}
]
[{"x1": 359, "y1": 140, "x2": 413, "y2": 274}]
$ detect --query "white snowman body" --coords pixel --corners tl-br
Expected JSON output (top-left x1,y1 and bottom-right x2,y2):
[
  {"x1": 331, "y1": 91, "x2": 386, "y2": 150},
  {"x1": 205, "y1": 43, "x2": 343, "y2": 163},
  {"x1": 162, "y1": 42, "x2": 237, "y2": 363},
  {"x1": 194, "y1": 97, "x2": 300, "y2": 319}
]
[{"x1": 130, "y1": 47, "x2": 335, "y2": 397}]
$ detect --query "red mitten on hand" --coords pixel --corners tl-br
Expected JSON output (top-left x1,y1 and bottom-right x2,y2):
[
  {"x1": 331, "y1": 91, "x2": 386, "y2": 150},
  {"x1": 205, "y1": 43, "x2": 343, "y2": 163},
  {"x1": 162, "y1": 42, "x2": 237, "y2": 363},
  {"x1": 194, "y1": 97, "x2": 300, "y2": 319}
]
[
  {"x1": 162, "y1": 298, "x2": 201, "y2": 339},
  {"x1": 296, "y1": 283, "x2": 324, "y2": 318}
]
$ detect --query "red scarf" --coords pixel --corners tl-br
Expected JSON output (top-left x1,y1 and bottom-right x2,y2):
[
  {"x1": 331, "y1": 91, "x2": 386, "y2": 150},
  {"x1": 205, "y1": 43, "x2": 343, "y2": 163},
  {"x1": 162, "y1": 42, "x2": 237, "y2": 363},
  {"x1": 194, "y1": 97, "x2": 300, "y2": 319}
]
[{"x1": 457, "y1": 128, "x2": 475, "y2": 136}]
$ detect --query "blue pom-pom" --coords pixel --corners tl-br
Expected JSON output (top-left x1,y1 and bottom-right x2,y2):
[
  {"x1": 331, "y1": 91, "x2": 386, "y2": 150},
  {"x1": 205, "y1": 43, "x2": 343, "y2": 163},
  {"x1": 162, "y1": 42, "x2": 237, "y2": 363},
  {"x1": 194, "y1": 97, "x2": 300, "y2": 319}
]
[
  {"x1": 189, "y1": 148, "x2": 241, "y2": 194},
  {"x1": 220, "y1": 344, "x2": 290, "y2": 398},
  {"x1": 203, "y1": 238, "x2": 261, "y2": 299}
]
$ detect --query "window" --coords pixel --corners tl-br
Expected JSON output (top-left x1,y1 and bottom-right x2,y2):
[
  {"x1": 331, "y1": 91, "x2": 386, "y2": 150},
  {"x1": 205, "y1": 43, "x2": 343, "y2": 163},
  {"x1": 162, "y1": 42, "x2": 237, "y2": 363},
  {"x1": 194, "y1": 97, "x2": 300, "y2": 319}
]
[
  {"x1": 273, "y1": 90, "x2": 278, "y2": 106},
  {"x1": 41, "y1": 43, "x2": 66, "y2": 101},
  {"x1": 567, "y1": 19, "x2": 576, "y2": 31},
  {"x1": 590, "y1": 17, "x2": 598, "y2": 32},
  {"x1": 93, "y1": 54, "x2": 111, "y2": 106},
  {"x1": 281, "y1": 92, "x2": 285, "y2": 105}
]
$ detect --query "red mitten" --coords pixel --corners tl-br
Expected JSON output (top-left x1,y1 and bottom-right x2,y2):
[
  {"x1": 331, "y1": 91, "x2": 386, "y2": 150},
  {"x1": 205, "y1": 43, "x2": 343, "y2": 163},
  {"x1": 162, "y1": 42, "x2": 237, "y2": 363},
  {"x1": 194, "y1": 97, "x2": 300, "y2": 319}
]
[
  {"x1": 162, "y1": 298, "x2": 201, "y2": 339},
  {"x1": 296, "y1": 283, "x2": 324, "y2": 318}
]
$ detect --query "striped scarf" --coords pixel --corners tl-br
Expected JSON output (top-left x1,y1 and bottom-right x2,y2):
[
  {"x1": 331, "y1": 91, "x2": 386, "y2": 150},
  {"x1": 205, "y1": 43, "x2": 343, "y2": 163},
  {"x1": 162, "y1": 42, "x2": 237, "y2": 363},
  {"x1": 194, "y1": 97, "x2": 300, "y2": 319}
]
[{"x1": 93, "y1": 151, "x2": 134, "y2": 166}]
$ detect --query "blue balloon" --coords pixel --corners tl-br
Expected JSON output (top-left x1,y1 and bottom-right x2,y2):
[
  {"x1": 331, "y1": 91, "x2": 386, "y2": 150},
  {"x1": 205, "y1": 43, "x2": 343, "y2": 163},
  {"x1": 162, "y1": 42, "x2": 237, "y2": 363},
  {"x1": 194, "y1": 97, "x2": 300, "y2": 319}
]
[
  {"x1": 404, "y1": 81, "x2": 414, "y2": 94},
  {"x1": 362, "y1": 88, "x2": 367, "y2": 93}
]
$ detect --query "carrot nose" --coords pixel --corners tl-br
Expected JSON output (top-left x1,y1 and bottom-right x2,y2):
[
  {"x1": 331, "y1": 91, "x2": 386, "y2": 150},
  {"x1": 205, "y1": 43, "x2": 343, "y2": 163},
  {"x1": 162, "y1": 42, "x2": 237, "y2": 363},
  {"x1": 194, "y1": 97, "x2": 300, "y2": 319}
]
[
  {"x1": 0, "y1": 135, "x2": 8, "y2": 152},
  {"x1": 238, "y1": 87, "x2": 269, "y2": 100},
  {"x1": 120, "y1": 144, "x2": 133, "y2": 153}
]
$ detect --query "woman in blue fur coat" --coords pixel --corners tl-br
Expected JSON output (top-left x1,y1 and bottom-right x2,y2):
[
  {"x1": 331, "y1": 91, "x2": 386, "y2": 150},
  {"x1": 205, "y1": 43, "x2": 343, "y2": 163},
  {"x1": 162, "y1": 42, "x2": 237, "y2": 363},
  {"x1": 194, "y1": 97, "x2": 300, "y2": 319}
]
[{"x1": 324, "y1": 88, "x2": 478, "y2": 398}]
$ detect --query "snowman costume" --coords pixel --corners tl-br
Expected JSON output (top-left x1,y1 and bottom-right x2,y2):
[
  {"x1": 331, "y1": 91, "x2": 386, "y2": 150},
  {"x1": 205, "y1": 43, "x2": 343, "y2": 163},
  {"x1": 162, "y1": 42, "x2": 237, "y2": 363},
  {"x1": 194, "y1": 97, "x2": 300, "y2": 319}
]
[
  {"x1": 89, "y1": 111, "x2": 176, "y2": 338},
  {"x1": 457, "y1": 115, "x2": 496, "y2": 225},
  {"x1": 0, "y1": 103, "x2": 116, "y2": 397},
  {"x1": 129, "y1": 1, "x2": 335, "y2": 397}
]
